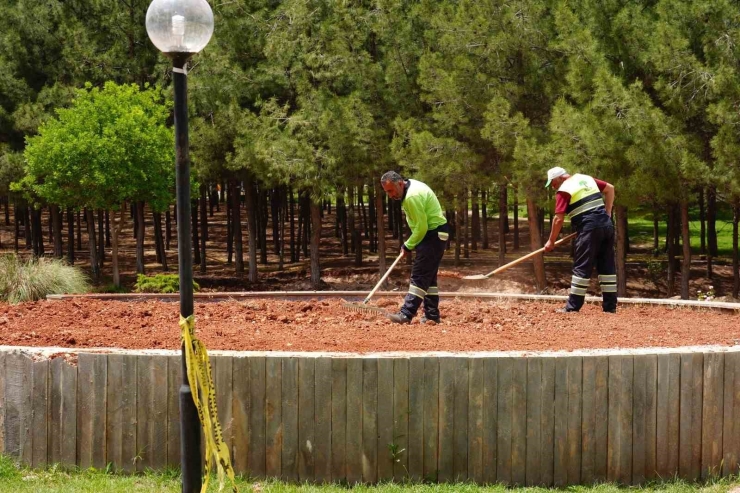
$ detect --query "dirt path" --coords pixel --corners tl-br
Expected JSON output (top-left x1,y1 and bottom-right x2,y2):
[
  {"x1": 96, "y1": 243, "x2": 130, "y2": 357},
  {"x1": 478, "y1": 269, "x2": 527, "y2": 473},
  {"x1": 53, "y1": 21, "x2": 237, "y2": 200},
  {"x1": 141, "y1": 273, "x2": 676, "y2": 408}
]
[{"x1": 1, "y1": 298, "x2": 737, "y2": 353}]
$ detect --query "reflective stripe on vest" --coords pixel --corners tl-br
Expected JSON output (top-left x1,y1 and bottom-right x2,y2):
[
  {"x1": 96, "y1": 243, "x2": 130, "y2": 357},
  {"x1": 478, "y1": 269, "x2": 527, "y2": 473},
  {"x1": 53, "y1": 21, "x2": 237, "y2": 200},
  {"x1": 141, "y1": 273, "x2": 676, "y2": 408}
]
[{"x1": 557, "y1": 174, "x2": 605, "y2": 218}]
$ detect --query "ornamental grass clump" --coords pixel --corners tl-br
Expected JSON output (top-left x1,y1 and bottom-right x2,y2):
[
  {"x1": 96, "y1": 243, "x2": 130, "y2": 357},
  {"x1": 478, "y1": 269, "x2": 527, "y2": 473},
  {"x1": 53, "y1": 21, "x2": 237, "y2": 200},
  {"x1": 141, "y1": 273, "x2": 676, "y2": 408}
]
[{"x1": 0, "y1": 254, "x2": 90, "y2": 303}]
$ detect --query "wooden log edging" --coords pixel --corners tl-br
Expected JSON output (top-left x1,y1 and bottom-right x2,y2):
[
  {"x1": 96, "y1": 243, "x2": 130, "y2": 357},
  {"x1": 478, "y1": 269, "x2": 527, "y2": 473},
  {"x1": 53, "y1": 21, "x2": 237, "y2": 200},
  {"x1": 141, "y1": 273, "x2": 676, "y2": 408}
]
[{"x1": 2, "y1": 345, "x2": 740, "y2": 484}]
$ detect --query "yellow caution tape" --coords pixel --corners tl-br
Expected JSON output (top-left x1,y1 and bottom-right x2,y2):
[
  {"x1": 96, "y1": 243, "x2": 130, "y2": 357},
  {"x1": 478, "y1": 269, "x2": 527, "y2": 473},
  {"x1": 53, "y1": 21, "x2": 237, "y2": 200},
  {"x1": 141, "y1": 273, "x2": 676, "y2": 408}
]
[{"x1": 180, "y1": 315, "x2": 238, "y2": 493}]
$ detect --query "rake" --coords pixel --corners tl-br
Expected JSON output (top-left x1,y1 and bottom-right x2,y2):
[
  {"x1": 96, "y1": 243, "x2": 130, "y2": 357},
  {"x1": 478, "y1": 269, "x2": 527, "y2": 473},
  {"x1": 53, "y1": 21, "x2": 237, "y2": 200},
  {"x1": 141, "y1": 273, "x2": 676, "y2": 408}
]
[
  {"x1": 342, "y1": 251, "x2": 405, "y2": 314},
  {"x1": 462, "y1": 232, "x2": 577, "y2": 280}
]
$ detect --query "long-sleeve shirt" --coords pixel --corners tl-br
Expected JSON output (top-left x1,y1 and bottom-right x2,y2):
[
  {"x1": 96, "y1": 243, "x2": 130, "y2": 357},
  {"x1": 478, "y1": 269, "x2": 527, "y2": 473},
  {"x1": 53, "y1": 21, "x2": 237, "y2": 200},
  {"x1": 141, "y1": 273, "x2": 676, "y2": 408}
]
[{"x1": 402, "y1": 179, "x2": 447, "y2": 250}]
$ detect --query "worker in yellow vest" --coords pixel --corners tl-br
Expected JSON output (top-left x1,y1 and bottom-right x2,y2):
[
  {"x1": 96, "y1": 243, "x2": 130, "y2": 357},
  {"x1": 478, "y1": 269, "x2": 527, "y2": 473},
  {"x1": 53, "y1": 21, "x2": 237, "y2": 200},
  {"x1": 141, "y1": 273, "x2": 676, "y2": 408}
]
[{"x1": 544, "y1": 167, "x2": 617, "y2": 313}]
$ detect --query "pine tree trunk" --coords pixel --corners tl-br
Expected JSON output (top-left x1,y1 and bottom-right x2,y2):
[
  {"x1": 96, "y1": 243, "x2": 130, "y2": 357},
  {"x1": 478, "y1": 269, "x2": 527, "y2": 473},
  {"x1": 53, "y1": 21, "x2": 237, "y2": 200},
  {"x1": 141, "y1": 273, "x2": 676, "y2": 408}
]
[
  {"x1": 360, "y1": 187, "x2": 368, "y2": 240},
  {"x1": 153, "y1": 211, "x2": 168, "y2": 271},
  {"x1": 375, "y1": 181, "x2": 387, "y2": 275},
  {"x1": 482, "y1": 190, "x2": 489, "y2": 249},
  {"x1": 335, "y1": 190, "x2": 342, "y2": 239},
  {"x1": 698, "y1": 189, "x2": 706, "y2": 254},
  {"x1": 272, "y1": 188, "x2": 280, "y2": 255},
  {"x1": 289, "y1": 187, "x2": 296, "y2": 263},
  {"x1": 51, "y1": 205, "x2": 63, "y2": 258},
  {"x1": 246, "y1": 178, "x2": 258, "y2": 282},
  {"x1": 348, "y1": 186, "x2": 356, "y2": 254},
  {"x1": 200, "y1": 184, "x2": 208, "y2": 243},
  {"x1": 76, "y1": 210, "x2": 82, "y2": 250},
  {"x1": 733, "y1": 201, "x2": 739, "y2": 299},
  {"x1": 97, "y1": 210, "x2": 105, "y2": 268},
  {"x1": 502, "y1": 185, "x2": 509, "y2": 234},
  {"x1": 667, "y1": 205, "x2": 676, "y2": 297},
  {"x1": 165, "y1": 208, "x2": 171, "y2": 251},
  {"x1": 105, "y1": 211, "x2": 111, "y2": 247},
  {"x1": 455, "y1": 199, "x2": 463, "y2": 266},
  {"x1": 369, "y1": 184, "x2": 376, "y2": 253},
  {"x1": 66, "y1": 207, "x2": 74, "y2": 264},
  {"x1": 31, "y1": 207, "x2": 42, "y2": 257},
  {"x1": 13, "y1": 200, "x2": 19, "y2": 252},
  {"x1": 48, "y1": 207, "x2": 53, "y2": 244},
  {"x1": 209, "y1": 186, "x2": 215, "y2": 217},
  {"x1": 708, "y1": 186, "x2": 718, "y2": 257},
  {"x1": 615, "y1": 205, "x2": 628, "y2": 297},
  {"x1": 134, "y1": 202, "x2": 145, "y2": 274},
  {"x1": 226, "y1": 185, "x2": 233, "y2": 265},
  {"x1": 310, "y1": 199, "x2": 322, "y2": 289},
  {"x1": 232, "y1": 179, "x2": 244, "y2": 274},
  {"x1": 527, "y1": 198, "x2": 546, "y2": 292},
  {"x1": 279, "y1": 189, "x2": 286, "y2": 271},
  {"x1": 498, "y1": 185, "x2": 507, "y2": 266},
  {"x1": 25, "y1": 204, "x2": 32, "y2": 249},
  {"x1": 681, "y1": 200, "x2": 691, "y2": 300},
  {"x1": 260, "y1": 189, "x2": 268, "y2": 265},
  {"x1": 471, "y1": 189, "x2": 479, "y2": 251},
  {"x1": 652, "y1": 208, "x2": 659, "y2": 255},
  {"x1": 111, "y1": 207, "x2": 126, "y2": 287},
  {"x1": 192, "y1": 198, "x2": 201, "y2": 267},
  {"x1": 464, "y1": 190, "x2": 470, "y2": 259},
  {"x1": 86, "y1": 208, "x2": 100, "y2": 282},
  {"x1": 513, "y1": 186, "x2": 520, "y2": 251}
]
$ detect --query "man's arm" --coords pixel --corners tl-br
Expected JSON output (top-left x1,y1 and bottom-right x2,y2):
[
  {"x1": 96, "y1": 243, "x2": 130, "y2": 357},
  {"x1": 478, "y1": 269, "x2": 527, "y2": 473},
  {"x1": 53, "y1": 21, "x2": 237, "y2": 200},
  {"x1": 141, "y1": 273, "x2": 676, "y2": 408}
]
[
  {"x1": 544, "y1": 213, "x2": 565, "y2": 252},
  {"x1": 602, "y1": 183, "x2": 615, "y2": 217}
]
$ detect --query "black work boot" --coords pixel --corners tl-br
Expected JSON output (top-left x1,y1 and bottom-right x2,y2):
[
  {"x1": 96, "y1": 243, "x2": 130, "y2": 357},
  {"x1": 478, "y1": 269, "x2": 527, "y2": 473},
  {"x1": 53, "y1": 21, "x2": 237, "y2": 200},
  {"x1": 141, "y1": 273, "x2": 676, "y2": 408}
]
[
  {"x1": 420, "y1": 315, "x2": 439, "y2": 325},
  {"x1": 387, "y1": 312, "x2": 411, "y2": 324}
]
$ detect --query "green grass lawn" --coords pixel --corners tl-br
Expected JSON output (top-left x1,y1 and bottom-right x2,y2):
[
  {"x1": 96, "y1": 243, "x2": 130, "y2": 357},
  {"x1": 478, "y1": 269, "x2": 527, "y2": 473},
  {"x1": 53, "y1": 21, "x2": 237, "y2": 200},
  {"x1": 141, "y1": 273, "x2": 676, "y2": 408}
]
[
  {"x1": 627, "y1": 213, "x2": 735, "y2": 257},
  {"x1": 1, "y1": 456, "x2": 739, "y2": 493}
]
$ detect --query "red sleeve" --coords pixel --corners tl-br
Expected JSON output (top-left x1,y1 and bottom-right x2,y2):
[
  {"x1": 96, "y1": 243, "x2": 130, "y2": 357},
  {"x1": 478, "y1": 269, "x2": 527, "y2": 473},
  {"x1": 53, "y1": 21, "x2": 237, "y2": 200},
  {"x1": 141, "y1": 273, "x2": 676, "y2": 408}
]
[
  {"x1": 594, "y1": 178, "x2": 608, "y2": 192},
  {"x1": 555, "y1": 191, "x2": 570, "y2": 214}
]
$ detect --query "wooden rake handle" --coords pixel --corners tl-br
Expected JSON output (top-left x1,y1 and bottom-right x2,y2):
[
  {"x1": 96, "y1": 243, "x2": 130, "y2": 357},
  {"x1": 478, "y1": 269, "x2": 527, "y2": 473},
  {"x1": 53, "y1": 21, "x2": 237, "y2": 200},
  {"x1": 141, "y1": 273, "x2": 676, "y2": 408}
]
[
  {"x1": 363, "y1": 251, "x2": 405, "y2": 304},
  {"x1": 483, "y1": 232, "x2": 577, "y2": 278}
]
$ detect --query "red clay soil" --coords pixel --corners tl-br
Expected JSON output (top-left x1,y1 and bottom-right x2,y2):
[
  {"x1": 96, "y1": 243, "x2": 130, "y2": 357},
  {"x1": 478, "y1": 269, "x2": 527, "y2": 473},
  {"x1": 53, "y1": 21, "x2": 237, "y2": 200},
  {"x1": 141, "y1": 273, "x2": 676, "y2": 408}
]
[{"x1": 0, "y1": 298, "x2": 738, "y2": 353}]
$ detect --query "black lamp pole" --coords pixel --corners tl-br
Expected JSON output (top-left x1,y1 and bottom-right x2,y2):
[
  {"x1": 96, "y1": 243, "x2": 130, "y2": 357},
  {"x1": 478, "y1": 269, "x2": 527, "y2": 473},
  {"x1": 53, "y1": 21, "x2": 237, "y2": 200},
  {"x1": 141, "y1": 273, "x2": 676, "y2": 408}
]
[{"x1": 172, "y1": 53, "x2": 202, "y2": 493}]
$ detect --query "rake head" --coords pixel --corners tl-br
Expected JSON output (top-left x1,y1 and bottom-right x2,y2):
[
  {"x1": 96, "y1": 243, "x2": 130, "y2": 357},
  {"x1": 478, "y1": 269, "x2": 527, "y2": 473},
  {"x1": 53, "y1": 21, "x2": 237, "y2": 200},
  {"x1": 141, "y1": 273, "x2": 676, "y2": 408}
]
[{"x1": 341, "y1": 301, "x2": 389, "y2": 315}]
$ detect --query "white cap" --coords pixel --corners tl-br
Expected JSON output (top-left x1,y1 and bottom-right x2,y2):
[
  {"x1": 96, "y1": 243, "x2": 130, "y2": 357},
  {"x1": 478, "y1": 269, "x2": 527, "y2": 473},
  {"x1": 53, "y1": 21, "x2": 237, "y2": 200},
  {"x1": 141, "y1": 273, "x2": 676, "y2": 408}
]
[{"x1": 545, "y1": 166, "x2": 567, "y2": 188}]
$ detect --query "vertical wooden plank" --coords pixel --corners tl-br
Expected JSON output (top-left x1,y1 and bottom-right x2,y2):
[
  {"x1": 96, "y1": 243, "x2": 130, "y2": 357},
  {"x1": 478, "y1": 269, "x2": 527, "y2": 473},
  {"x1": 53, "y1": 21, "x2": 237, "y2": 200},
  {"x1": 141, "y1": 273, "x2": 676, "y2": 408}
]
[
  {"x1": 265, "y1": 357, "x2": 283, "y2": 479},
  {"x1": 701, "y1": 352, "x2": 724, "y2": 479},
  {"x1": 136, "y1": 355, "x2": 152, "y2": 472},
  {"x1": 393, "y1": 358, "x2": 410, "y2": 481},
  {"x1": 362, "y1": 358, "x2": 378, "y2": 483},
  {"x1": 106, "y1": 355, "x2": 137, "y2": 472},
  {"x1": 31, "y1": 360, "x2": 49, "y2": 468},
  {"x1": 250, "y1": 356, "x2": 267, "y2": 478},
  {"x1": 422, "y1": 357, "x2": 439, "y2": 482},
  {"x1": 167, "y1": 355, "x2": 181, "y2": 470},
  {"x1": 679, "y1": 353, "x2": 703, "y2": 481},
  {"x1": 482, "y1": 358, "x2": 498, "y2": 485},
  {"x1": 4, "y1": 352, "x2": 31, "y2": 461},
  {"x1": 511, "y1": 358, "x2": 527, "y2": 486},
  {"x1": 526, "y1": 358, "x2": 542, "y2": 486},
  {"x1": 346, "y1": 358, "x2": 363, "y2": 485},
  {"x1": 314, "y1": 358, "x2": 332, "y2": 482},
  {"x1": 566, "y1": 358, "x2": 582, "y2": 486},
  {"x1": 151, "y1": 356, "x2": 169, "y2": 471},
  {"x1": 437, "y1": 358, "x2": 454, "y2": 482},
  {"x1": 377, "y1": 358, "x2": 394, "y2": 482},
  {"x1": 407, "y1": 358, "x2": 424, "y2": 481},
  {"x1": 607, "y1": 355, "x2": 633, "y2": 485},
  {"x1": 656, "y1": 353, "x2": 680, "y2": 477},
  {"x1": 723, "y1": 352, "x2": 740, "y2": 476},
  {"x1": 496, "y1": 357, "x2": 513, "y2": 484},
  {"x1": 331, "y1": 358, "x2": 347, "y2": 482},
  {"x1": 453, "y1": 357, "x2": 469, "y2": 482},
  {"x1": 280, "y1": 358, "x2": 296, "y2": 481},
  {"x1": 540, "y1": 358, "x2": 556, "y2": 486},
  {"x1": 553, "y1": 358, "x2": 568, "y2": 487},
  {"x1": 468, "y1": 358, "x2": 484, "y2": 483},
  {"x1": 213, "y1": 355, "x2": 234, "y2": 472},
  {"x1": 633, "y1": 355, "x2": 658, "y2": 484},
  {"x1": 50, "y1": 358, "x2": 77, "y2": 466},
  {"x1": 632, "y1": 355, "x2": 646, "y2": 485},
  {"x1": 77, "y1": 353, "x2": 107, "y2": 469},
  {"x1": 297, "y1": 357, "x2": 315, "y2": 481}
]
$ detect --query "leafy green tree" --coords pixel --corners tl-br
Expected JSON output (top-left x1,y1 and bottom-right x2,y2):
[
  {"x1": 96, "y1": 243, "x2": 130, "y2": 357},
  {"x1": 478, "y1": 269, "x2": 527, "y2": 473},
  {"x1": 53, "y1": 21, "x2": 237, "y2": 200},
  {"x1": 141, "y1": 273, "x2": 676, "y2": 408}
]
[{"x1": 19, "y1": 82, "x2": 174, "y2": 285}]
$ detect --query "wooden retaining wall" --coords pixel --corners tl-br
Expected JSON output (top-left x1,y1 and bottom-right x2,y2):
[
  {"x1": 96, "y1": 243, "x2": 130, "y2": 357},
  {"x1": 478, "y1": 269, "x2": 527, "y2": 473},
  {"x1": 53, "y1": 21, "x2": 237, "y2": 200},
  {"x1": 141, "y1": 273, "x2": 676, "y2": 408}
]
[{"x1": 1, "y1": 347, "x2": 739, "y2": 485}]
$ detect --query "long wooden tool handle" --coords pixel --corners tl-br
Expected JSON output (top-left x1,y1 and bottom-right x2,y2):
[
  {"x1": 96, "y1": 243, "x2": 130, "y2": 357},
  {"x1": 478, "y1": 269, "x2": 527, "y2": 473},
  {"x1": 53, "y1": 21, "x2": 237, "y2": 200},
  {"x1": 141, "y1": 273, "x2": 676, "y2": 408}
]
[
  {"x1": 363, "y1": 251, "x2": 405, "y2": 304},
  {"x1": 485, "y1": 232, "x2": 577, "y2": 277}
]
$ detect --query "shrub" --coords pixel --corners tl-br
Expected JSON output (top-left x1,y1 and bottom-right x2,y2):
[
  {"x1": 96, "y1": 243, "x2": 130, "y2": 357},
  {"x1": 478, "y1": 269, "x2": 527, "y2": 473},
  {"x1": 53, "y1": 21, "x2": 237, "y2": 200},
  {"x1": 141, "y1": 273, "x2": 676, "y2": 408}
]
[
  {"x1": 134, "y1": 274, "x2": 200, "y2": 294},
  {"x1": 0, "y1": 254, "x2": 90, "y2": 303}
]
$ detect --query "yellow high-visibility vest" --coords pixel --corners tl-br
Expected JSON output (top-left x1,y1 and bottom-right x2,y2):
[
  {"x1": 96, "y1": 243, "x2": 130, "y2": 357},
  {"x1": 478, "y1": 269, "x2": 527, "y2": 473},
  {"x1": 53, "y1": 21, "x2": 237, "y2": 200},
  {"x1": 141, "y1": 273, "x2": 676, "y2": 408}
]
[{"x1": 557, "y1": 174, "x2": 605, "y2": 218}]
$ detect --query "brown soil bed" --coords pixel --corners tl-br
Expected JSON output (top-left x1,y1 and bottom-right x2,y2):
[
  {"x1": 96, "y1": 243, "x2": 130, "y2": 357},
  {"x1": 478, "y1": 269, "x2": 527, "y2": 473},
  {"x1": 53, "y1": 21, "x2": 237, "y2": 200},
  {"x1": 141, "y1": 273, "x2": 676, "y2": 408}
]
[{"x1": 1, "y1": 298, "x2": 738, "y2": 353}]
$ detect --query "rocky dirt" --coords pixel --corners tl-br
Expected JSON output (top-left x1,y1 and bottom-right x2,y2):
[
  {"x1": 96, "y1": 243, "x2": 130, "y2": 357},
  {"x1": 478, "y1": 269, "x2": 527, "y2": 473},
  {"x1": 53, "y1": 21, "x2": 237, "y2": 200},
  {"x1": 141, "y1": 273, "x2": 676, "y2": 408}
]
[{"x1": 0, "y1": 298, "x2": 737, "y2": 353}]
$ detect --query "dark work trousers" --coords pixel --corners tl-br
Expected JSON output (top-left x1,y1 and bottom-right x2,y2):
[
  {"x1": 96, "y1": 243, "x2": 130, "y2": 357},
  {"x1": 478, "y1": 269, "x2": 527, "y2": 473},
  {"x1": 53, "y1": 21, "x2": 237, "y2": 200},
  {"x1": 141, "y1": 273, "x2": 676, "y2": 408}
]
[
  {"x1": 566, "y1": 224, "x2": 618, "y2": 312},
  {"x1": 400, "y1": 224, "x2": 449, "y2": 320}
]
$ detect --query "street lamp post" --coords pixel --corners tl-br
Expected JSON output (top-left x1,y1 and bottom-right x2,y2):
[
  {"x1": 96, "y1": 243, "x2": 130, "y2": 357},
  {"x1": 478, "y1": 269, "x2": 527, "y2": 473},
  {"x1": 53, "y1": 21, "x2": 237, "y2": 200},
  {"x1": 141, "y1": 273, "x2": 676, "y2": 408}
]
[{"x1": 145, "y1": 1, "x2": 213, "y2": 492}]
